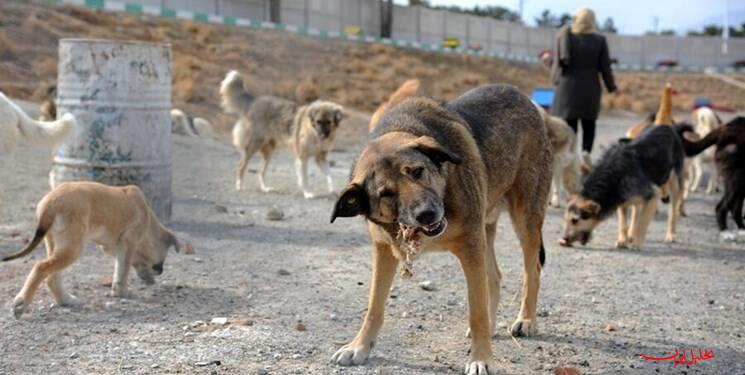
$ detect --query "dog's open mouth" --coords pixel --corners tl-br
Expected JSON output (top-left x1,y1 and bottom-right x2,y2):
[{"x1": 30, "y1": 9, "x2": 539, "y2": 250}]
[
  {"x1": 402, "y1": 218, "x2": 448, "y2": 239},
  {"x1": 421, "y1": 218, "x2": 447, "y2": 237}
]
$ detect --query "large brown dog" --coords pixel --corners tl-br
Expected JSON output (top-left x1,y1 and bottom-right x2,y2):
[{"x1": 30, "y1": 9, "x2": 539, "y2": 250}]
[
  {"x1": 2, "y1": 181, "x2": 180, "y2": 318},
  {"x1": 330, "y1": 85, "x2": 551, "y2": 374}
]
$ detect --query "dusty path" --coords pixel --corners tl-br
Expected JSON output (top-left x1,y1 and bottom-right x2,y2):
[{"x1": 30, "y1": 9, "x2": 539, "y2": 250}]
[{"x1": 0, "y1": 111, "x2": 743, "y2": 375}]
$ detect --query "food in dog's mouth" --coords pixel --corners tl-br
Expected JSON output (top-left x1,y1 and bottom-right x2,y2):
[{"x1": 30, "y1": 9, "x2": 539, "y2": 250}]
[{"x1": 397, "y1": 218, "x2": 448, "y2": 278}]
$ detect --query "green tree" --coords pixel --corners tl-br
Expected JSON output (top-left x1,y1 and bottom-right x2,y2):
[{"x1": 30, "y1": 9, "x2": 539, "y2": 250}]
[
  {"x1": 534, "y1": 9, "x2": 571, "y2": 28},
  {"x1": 600, "y1": 17, "x2": 617, "y2": 33},
  {"x1": 433, "y1": 4, "x2": 520, "y2": 22}
]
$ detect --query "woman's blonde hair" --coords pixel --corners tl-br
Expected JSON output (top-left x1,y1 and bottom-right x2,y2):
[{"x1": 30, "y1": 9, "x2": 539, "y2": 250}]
[{"x1": 571, "y1": 8, "x2": 596, "y2": 34}]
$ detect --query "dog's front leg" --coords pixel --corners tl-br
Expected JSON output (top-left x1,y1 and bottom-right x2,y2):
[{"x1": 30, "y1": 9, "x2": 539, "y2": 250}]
[
  {"x1": 332, "y1": 242, "x2": 398, "y2": 366},
  {"x1": 295, "y1": 158, "x2": 314, "y2": 199},
  {"x1": 615, "y1": 206, "x2": 629, "y2": 248},
  {"x1": 315, "y1": 154, "x2": 334, "y2": 194},
  {"x1": 630, "y1": 199, "x2": 657, "y2": 249},
  {"x1": 664, "y1": 178, "x2": 682, "y2": 243},
  {"x1": 690, "y1": 158, "x2": 703, "y2": 192},
  {"x1": 452, "y1": 240, "x2": 497, "y2": 375},
  {"x1": 112, "y1": 247, "x2": 133, "y2": 298}
]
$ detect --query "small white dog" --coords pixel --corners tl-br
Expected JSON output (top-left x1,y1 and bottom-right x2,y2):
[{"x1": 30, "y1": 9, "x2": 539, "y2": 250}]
[
  {"x1": 688, "y1": 107, "x2": 721, "y2": 194},
  {"x1": 0, "y1": 92, "x2": 75, "y2": 158}
]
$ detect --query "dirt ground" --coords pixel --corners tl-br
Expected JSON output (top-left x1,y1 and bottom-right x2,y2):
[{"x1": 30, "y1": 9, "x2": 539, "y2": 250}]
[
  {"x1": 2, "y1": 0, "x2": 745, "y2": 136},
  {"x1": 1, "y1": 108, "x2": 744, "y2": 375}
]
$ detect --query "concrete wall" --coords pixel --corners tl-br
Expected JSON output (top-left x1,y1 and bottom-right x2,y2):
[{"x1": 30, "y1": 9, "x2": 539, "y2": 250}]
[
  {"x1": 280, "y1": 0, "x2": 306, "y2": 27},
  {"x1": 219, "y1": 0, "x2": 266, "y2": 20},
  {"x1": 119, "y1": 0, "x2": 743, "y2": 68},
  {"x1": 392, "y1": 4, "x2": 417, "y2": 42}
]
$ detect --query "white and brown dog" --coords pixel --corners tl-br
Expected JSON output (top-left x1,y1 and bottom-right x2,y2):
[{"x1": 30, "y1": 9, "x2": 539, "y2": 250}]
[
  {"x1": 221, "y1": 71, "x2": 346, "y2": 198},
  {"x1": 2, "y1": 181, "x2": 180, "y2": 318}
]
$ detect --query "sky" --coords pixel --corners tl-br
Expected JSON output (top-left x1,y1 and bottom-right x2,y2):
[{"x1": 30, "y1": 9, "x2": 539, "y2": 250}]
[{"x1": 394, "y1": 0, "x2": 745, "y2": 36}]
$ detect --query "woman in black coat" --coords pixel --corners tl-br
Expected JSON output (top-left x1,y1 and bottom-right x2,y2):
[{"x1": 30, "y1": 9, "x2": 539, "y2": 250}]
[{"x1": 551, "y1": 8, "x2": 617, "y2": 160}]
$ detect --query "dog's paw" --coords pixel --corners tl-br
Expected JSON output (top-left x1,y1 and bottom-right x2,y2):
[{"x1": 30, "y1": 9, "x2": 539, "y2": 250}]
[
  {"x1": 465, "y1": 359, "x2": 497, "y2": 375},
  {"x1": 664, "y1": 234, "x2": 676, "y2": 243},
  {"x1": 330, "y1": 342, "x2": 371, "y2": 366},
  {"x1": 303, "y1": 191, "x2": 316, "y2": 199},
  {"x1": 110, "y1": 288, "x2": 132, "y2": 299},
  {"x1": 615, "y1": 239, "x2": 629, "y2": 249},
  {"x1": 235, "y1": 180, "x2": 243, "y2": 191},
  {"x1": 260, "y1": 186, "x2": 276, "y2": 193},
  {"x1": 510, "y1": 319, "x2": 537, "y2": 337},
  {"x1": 11, "y1": 297, "x2": 26, "y2": 319}
]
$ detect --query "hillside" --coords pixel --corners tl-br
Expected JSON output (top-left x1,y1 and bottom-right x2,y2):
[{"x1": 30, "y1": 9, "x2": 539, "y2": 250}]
[{"x1": 1, "y1": 0, "x2": 744, "y2": 133}]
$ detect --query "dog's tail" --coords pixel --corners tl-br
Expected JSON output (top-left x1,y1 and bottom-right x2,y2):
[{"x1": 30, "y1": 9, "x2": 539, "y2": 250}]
[
  {"x1": 1, "y1": 206, "x2": 55, "y2": 262},
  {"x1": 220, "y1": 70, "x2": 254, "y2": 115},
  {"x1": 1, "y1": 92, "x2": 75, "y2": 146},
  {"x1": 653, "y1": 83, "x2": 673, "y2": 125},
  {"x1": 682, "y1": 125, "x2": 722, "y2": 157},
  {"x1": 170, "y1": 108, "x2": 198, "y2": 137},
  {"x1": 369, "y1": 79, "x2": 420, "y2": 132}
]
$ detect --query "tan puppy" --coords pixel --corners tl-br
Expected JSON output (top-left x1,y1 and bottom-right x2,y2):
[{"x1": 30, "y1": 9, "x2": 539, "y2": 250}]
[
  {"x1": 330, "y1": 85, "x2": 551, "y2": 374},
  {"x1": 368, "y1": 79, "x2": 420, "y2": 132},
  {"x1": 221, "y1": 71, "x2": 346, "y2": 198},
  {"x1": 2, "y1": 181, "x2": 179, "y2": 318}
]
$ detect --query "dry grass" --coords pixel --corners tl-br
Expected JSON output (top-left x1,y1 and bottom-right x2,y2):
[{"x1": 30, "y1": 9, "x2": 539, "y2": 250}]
[
  {"x1": 0, "y1": 31, "x2": 16, "y2": 57},
  {"x1": 1, "y1": 1, "x2": 743, "y2": 135}
]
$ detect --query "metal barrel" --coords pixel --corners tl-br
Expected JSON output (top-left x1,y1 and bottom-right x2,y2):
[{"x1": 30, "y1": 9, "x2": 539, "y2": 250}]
[{"x1": 53, "y1": 39, "x2": 173, "y2": 222}]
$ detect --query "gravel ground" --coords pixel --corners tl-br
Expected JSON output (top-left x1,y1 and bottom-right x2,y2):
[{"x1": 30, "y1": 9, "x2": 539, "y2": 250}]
[{"x1": 0, "y1": 110, "x2": 744, "y2": 375}]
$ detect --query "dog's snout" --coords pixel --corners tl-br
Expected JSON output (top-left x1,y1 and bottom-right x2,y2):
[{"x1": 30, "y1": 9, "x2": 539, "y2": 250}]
[
  {"x1": 415, "y1": 209, "x2": 438, "y2": 225},
  {"x1": 152, "y1": 263, "x2": 164, "y2": 275}
]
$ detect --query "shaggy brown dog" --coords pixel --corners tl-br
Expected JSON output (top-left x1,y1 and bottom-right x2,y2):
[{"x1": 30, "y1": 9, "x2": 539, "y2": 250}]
[{"x1": 330, "y1": 84, "x2": 551, "y2": 375}]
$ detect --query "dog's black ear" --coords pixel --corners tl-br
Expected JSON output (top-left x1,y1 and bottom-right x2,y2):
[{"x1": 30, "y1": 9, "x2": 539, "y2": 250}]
[
  {"x1": 331, "y1": 183, "x2": 368, "y2": 223},
  {"x1": 412, "y1": 136, "x2": 463, "y2": 166}
]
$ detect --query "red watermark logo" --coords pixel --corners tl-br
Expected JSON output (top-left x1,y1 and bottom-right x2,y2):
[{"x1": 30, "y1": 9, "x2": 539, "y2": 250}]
[{"x1": 640, "y1": 348, "x2": 715, "y2": 366}]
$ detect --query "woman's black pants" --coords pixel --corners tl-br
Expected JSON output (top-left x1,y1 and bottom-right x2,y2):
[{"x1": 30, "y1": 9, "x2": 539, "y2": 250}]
[{"x1": 565, "y1": 118, "x2": 596, "y2": 153}]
